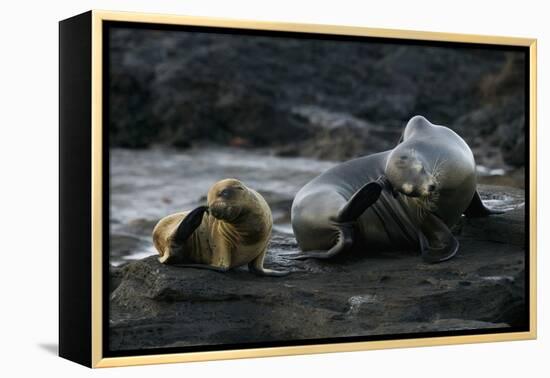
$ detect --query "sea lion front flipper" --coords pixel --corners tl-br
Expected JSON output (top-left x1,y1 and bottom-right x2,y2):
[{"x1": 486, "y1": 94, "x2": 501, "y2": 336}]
[
  {"x1": 171, "y1": 263, "x2": 229, "y2": 273},
  {"x1": 418, "y1": 212, "x2": 459, "y2": 263},
  {"x1": 173, "y1": 205, "x2": 209, "y2": 244},
  {"x1": 337, "y1": 177, "x2": 386, "y2": 222},
  {"x1": 248, "y1": 246, "x2": 290, "y2": 276},
  {"x1": 464, "y1": 191, "x2": 504, "y2": 218}
]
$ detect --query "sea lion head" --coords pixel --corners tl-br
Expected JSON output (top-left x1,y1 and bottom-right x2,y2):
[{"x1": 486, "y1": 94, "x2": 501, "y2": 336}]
[
  {"x1": 207, "y1": 178, "x2": 249, "y2": 222},
  {"x1": 385, "y1": 147, "x2": 438, "y2": 198}
]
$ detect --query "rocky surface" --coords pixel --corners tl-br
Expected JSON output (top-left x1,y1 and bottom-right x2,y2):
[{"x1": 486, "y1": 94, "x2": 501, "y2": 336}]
[
  {"x1": 108, "y1": 28, "x2": 526, "y2": 168},
  {"x1": 109, "y1": 185, "x2": 527, "y2": 351}
]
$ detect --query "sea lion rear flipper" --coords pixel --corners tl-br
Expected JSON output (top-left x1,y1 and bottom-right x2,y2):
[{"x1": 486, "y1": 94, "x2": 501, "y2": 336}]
[
  {"x1": 173, "y1": 206, "x2": 209, "y2": 244},
  {"x1": 464, "y1": 191, "x2": 504, "y2": 218},
  {"x1": 418, "y1": 212, "x2": 459, "y2": 263},
  {"x1": 286, "y1": 224, "x2": 353, "y2": 260},
  {"x1": 290, "y1": 178, "x2": 385, "y2": 260},
  {"x1": 337, "y1": 177, "x2": 386, "y2": 222}
]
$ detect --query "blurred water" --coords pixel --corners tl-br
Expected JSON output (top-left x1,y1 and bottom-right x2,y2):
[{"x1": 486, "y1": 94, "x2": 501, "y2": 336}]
[
  {"x1": 110, "y1": 147, "x2": 336, "y2": 265},
  {"x1": 110, "y1": 147, "x2": 523, "y2": 266}
]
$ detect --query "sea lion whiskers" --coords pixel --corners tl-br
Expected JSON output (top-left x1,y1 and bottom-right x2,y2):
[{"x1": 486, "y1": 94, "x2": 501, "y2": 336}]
[
  {"x1": 424, "y1": 156, "x2": 446, "y2": 201},
  {"x1": 210, "y1": 202, "x2": 243, "y2": 222},
  {"x1": 404, "y1": 154, "x2": 443, "y2": 221},
  {"x1": 430, "y1": 155, "x2": 446, "y2": 183}
]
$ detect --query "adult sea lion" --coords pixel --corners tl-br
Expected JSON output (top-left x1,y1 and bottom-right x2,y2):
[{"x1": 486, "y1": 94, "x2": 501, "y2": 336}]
[
  {"x1": 291, "y1": 115, "x2": 500, "y2": 263},
  {"x1": 153, "y1": 178, "x2": 288, "y2": 276}
]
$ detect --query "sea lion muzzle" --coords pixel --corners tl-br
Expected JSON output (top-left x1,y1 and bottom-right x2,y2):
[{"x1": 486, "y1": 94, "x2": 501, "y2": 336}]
[{"x1": 209, "y1": 201, "x2": 242, "y2": 222}]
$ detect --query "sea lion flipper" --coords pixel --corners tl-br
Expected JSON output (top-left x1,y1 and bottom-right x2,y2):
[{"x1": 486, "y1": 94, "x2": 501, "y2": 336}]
[
  {"x1": 248, "y1": 248, "x2": 290, "y2": 276},
  {"x1": 248, "y1": 264, "x2": 290, "y2": 277},
  {"x1": 251, "y1": 268, "x2": 290, "y2": 277},
  {"x1": 287, "y1": 224, "x2": 353, "y2": 260},
  {"x1": 171, "y1": 263, "x2": 229, "y2": 272},
  {"x1": 337, "y1": 178, "x2": 385, "y2": 222},
  {"x1": 173, "y1": 205, "x2": 208, "y2": 244},
  {"x1": 464, "y1": 191, "x2": 504, "y2": 218},
  {"x1": 418, "y1": 212, "x2": 459, "y2": 263}
]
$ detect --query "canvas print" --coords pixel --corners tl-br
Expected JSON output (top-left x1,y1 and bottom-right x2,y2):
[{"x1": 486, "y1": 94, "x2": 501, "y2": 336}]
[{"x1": 106, "y1": 23, "x2": 528, "y2": 355}]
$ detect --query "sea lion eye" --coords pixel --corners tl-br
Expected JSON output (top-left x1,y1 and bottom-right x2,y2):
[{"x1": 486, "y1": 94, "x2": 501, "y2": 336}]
[{"x1": 219, "y1": 189, "x2": 231, "y2": 198}]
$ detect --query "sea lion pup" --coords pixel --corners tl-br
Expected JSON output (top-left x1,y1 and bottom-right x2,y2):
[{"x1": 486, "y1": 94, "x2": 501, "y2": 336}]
[
  {"x1": 290, "y1": 115, "x2": 501, "y2": 263},
  {"x1": 153, "y1": 178, "x2": 288, "y2": 276}
]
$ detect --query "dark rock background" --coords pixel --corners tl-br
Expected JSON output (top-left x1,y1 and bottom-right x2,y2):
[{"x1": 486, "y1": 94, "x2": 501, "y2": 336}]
[{"x1": 108, "y1": 27, "x2": 526, "y2": 170}]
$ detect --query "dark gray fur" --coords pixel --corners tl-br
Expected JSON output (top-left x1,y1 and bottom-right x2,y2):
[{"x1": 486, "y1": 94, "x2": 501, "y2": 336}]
[{"x1": 290, "y1": 115, "x2": 497, "y2": 262}]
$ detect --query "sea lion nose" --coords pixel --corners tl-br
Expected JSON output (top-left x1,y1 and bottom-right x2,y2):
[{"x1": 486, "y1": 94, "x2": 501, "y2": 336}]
[{"x1": 210, "y1": 205, "x2": 222, "y2": 218}]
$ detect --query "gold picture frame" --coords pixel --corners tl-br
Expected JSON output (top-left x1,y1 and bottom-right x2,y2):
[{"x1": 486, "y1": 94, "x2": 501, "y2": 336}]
[{"x1": 59, "y1": 9, "x2": 537, "y2": 368}]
